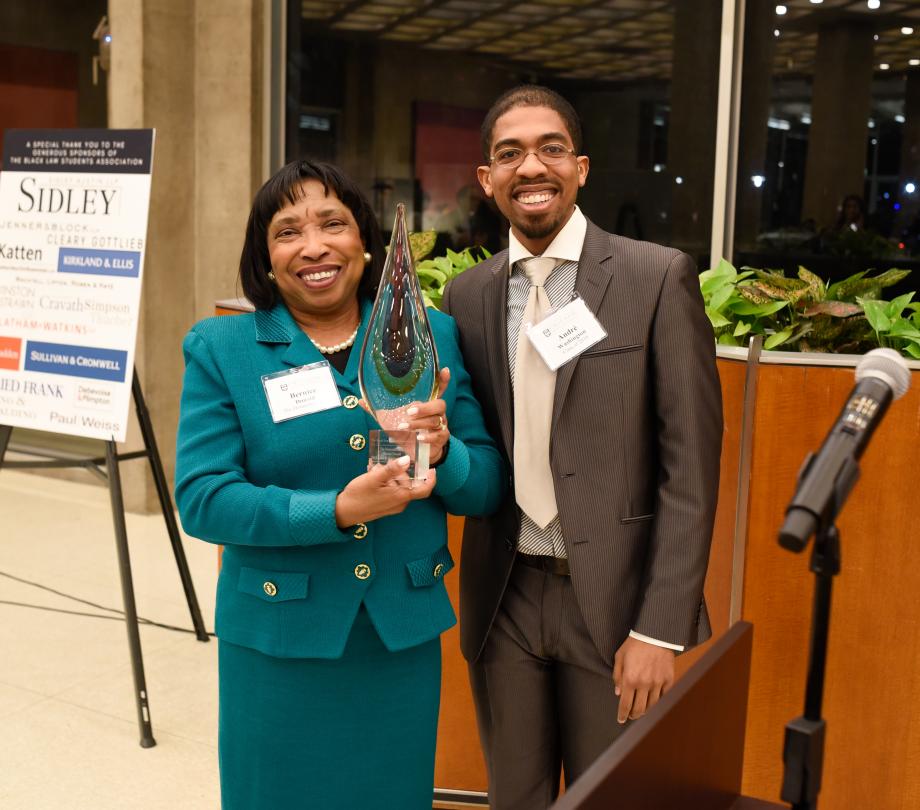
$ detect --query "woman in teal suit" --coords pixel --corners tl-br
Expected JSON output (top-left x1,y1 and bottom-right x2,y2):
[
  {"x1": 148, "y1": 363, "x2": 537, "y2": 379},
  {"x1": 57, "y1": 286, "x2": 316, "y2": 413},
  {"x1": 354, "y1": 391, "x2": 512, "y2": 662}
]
[{"x1": 175, "y1": 160, "x2": 505, "y2": 809}]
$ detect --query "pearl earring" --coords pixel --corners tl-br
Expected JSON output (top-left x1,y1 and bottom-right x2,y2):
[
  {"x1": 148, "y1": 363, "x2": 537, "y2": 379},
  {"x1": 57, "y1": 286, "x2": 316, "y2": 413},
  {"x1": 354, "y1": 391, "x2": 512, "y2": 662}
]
[
  {"x1": 363, "y1": 252, "x2": 372, "y2": 264},
  {"x1": 267, "y1": 271, "x2": 276, "y2": 281}
]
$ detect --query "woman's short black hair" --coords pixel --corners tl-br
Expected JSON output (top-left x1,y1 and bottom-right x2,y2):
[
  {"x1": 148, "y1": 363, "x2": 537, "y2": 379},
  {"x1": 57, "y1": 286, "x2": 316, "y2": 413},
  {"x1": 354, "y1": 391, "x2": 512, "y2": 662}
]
[{"x1": 239, "y1": 160, "x2": 385, "y2": 310}]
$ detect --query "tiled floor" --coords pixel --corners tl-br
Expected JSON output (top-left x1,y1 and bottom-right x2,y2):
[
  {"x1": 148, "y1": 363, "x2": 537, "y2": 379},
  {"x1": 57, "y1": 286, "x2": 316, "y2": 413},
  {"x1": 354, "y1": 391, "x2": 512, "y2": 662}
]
[{"x1": 0, "y1": 470, "x2": 221, "y2": 809}]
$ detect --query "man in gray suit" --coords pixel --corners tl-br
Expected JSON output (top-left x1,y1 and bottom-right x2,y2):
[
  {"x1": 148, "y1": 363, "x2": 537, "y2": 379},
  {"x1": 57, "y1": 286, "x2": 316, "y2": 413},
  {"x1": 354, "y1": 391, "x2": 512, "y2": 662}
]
[{"x1": 441, "y1": 86, "x2": 723, "y2": 809}]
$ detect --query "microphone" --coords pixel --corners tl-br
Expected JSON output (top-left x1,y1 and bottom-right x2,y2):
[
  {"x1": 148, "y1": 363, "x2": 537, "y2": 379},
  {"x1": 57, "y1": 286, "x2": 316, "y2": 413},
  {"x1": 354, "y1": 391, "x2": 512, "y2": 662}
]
[{"x1": 779, "y1": 348, "x2": 911, "y2": 551}]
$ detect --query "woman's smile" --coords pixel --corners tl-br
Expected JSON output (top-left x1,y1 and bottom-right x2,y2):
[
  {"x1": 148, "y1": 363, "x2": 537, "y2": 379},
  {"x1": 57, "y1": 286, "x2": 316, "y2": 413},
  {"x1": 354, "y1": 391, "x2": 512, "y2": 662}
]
[{"x1": 295, "y1": 263, "x2": 342, "y2": 289}]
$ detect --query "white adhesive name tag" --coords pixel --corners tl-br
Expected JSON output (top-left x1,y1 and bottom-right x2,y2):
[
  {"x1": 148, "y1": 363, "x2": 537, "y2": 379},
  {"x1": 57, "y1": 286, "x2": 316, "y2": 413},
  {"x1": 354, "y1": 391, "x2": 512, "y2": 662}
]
[
  {"x1": 527, "y1": 296, "x2": 607, "y2": 371},
  {"x1": 262, "y1": 362, "x2": 342, "y2": 423}
]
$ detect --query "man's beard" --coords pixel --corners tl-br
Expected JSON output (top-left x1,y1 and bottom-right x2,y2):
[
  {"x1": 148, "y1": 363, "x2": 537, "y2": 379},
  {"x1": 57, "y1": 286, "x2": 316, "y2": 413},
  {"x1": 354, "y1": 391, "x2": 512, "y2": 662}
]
[{"x1": 515, "y1": 210, "x2": 564, "y2": 241}]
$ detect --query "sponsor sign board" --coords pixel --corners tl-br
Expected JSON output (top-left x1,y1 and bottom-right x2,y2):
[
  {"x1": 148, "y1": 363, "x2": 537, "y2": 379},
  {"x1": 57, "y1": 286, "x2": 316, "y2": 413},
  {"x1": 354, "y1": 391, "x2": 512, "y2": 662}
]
[{"x1": 0, "y1": 129, "x2": 154, "y2": 441}]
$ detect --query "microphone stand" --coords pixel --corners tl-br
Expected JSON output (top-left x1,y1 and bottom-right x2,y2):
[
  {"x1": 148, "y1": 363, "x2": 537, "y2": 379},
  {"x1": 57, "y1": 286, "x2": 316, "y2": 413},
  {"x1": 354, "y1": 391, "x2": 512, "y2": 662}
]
[
  {"x1": 780, "y1": 520, "x2": 838, "y2": 809},
  {"x1": 779, "y1": 455, "x2": 858, "y2": 810}
]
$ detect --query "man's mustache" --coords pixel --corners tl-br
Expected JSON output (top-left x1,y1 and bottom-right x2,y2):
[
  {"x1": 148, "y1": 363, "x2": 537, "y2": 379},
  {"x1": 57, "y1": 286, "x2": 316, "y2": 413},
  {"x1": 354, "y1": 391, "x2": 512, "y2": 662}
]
[{"x1": 509, "y1": 182, "x2": 561, "y2": 196}]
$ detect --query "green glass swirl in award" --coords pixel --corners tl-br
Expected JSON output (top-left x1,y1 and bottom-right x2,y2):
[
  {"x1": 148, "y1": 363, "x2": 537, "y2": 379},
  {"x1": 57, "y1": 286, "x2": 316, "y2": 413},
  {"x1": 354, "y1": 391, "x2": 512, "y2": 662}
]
[{"x1": 358, "y1": 203, "x2": 440, "y2": 482}]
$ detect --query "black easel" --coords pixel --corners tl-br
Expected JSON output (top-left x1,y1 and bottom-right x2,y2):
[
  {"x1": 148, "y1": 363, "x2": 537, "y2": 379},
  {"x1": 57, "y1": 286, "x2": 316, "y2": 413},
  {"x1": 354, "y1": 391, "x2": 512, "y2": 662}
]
[{"x1": 0, "y1": 368, "x2": 209, "y2": 748}]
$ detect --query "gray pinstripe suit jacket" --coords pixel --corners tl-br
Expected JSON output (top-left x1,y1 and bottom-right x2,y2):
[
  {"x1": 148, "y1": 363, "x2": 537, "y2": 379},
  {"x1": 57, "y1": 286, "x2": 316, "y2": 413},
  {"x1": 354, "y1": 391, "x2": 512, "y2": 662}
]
[{"x1": 441, "y1": 219, "x2": 723, "y2": 666}]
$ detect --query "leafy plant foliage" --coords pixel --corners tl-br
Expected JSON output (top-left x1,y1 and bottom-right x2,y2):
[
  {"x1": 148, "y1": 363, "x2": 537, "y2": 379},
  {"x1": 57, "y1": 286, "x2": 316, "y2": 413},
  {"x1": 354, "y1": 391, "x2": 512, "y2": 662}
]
[
  {"x1": 700, "y1": 260, "x2": 920, "y2": 358},
  {"x1": 408, "y1": 231, "x2": 491, "y2": 310}
]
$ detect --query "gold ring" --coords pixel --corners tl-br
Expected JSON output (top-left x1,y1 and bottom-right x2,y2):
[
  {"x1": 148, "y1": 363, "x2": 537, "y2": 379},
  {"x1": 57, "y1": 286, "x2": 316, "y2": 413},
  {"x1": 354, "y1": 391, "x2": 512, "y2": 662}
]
[{"x1": 437, "y1": 416, "x2": 446, "y2": 431}]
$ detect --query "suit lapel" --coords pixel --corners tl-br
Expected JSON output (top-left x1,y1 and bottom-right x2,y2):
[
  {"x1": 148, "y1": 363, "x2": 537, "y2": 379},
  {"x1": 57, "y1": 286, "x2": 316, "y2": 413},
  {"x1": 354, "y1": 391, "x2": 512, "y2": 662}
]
[
  {"x1": 482, "y1": 258, "x2": 514, "y2": 459},
  {"x1": 253, "y1": 302, "x2": 364, "y2": 396},
  {"x1": 551, "y1": 222, "x2": 614, "y2": 430},
  {"x1": 338, "y1": 299, "x2": 371, "y2": 391},
  {"x1": 253, "y1": 304, "x2": 293, "y2": 345},
  {"x1": 254, "y1": 305, "x2": 321, "y2": 369}
]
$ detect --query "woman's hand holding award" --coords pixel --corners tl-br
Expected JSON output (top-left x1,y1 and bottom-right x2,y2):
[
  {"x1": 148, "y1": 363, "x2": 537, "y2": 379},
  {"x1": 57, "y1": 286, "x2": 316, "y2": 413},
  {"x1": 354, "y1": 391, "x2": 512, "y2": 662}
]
[{"x1": 358, "y1": 203, "x2": 440, "y2": 484}]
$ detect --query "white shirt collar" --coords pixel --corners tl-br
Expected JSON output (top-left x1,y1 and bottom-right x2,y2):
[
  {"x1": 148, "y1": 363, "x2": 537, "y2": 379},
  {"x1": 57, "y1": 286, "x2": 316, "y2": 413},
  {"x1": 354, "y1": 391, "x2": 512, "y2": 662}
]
[{"x1": 507, "y1": 205, "x2": 587, "y2": 270}]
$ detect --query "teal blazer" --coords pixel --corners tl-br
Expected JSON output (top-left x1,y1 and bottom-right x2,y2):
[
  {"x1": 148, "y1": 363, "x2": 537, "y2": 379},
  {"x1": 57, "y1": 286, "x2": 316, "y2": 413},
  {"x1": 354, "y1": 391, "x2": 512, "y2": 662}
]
[{"x1": 175, "y1": 300, "x2": 506, "y2": 659}]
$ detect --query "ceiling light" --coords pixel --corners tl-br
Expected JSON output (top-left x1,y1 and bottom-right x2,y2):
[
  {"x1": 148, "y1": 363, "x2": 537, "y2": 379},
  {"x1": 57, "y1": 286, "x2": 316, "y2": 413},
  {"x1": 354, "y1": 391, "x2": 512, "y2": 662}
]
[
  {"x1": 774, "y1": 28, "x2": 781, "y2": 37},
  {"x1": 867, "y1": 0, "x2": 880, "y2": 9},
  {"x1": 869, "y1": 118, "x2": 876, "y2": 128},
  {"x1": 911, "y1": 59, "x2": 920, "y2": 66},
  {"x1": 801, "y1": 113, "x2": 812, "y2": 124},
  {"x1": 896, "y1": 114, "x2": 906, "y2": 123},
  {"x1": 905, "y1": 182, "x2": 917, "y2": 195},
  {"x1": 752, "y1": 175, "x2": 766, "y2": 189},
  {"x1": 903, "y1": 27, "x2": 915, "y2": 35},
  {"x1": 675, "y1": 176, "x2": 684, "y2": 185},
  {"x1": 776, "y1": 5, "x2": 787, "y2": 15},
  {"x1": 879, "y1": 63, "x2": 890, "y2": 70},
  {"x1": 810, "y1": 0, "x2": 823, "y2": 3}
]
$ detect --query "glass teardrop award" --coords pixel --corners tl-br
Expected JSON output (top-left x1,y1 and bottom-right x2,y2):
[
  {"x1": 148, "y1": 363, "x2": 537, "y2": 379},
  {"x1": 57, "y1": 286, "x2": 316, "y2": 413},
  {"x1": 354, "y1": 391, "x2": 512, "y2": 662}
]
[{"x1": 358, "y1": 203, "x2": 440, "y2": 482}]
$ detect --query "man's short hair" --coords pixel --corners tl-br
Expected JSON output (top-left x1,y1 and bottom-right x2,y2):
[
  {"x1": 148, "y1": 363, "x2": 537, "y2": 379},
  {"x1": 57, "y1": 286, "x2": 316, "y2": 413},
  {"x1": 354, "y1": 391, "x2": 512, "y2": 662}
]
[{"x1": 480, "y1": 85, "x2": 583, "y2": 161}]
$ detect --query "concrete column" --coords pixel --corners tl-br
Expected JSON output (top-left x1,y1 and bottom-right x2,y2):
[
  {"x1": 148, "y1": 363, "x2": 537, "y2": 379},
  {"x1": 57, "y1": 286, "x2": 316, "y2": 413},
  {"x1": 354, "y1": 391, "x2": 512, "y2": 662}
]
[
  {"x1": 901, "y1": 69, "x2": 920, "y2": 185},
  {"x1": 576, "y1": 87, "x2": 654, "y2": 238},
  {"x1": 668, "y1": 0, "x2": 722, "y2": 258},
  {"x1": 194, "y1": 2, "x2": 261, "y2": 313},
  {"x1": 108, "y1": 0, "x2": 264, "y2": 512},
  {"x1": 341, "y1": 40, "x2": 377, "y2": 193},
  {"x1": 801, "y1": 22, "x2": 874, "y2": 230},
  {"x1": 285, "y1": 0, "x2": 301, "y2": 163},
  {"x1": 735, "y1": 0, "x2": 778, "y2": 250},
  {"x1": 893, "y1": 69, "x2": 920, "y2": 240}
]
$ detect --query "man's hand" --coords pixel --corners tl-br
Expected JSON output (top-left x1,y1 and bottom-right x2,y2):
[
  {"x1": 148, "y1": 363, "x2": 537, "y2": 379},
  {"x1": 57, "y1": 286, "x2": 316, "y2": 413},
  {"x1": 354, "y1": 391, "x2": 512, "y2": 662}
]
[{"x1": 613, "y1": 636, "x2": 676, "y2": 724}]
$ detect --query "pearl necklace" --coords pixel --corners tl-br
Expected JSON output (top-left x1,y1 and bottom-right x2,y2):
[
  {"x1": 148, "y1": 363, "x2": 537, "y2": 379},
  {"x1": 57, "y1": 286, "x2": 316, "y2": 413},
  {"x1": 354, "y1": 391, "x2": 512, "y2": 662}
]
[{"x1": 309, "y1": 325, "x2": 360, "y2": 354}]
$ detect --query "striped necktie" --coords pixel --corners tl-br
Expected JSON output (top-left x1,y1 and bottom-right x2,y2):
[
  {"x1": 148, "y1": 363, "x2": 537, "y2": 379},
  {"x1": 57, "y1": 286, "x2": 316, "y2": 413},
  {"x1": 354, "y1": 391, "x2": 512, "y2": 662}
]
[{"x1": 512, "y1": 256, "x2": 559, "y2": 529}]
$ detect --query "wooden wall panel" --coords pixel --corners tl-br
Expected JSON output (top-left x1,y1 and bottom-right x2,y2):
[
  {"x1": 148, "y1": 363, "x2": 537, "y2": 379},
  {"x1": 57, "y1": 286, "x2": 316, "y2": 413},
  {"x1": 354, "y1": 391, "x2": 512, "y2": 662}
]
[
  {"x1": 676, "y1": 356, "x2": 746, "y2": 677},
  {"x1": 741, "y1": 365, "x2": 920, "y2": 809},
  {"x1": 0, "y1": 44, "x2": 79, "y2": 150},
  {"x1": 435, "y1": 515, "x2": 488, "y2": 796}
]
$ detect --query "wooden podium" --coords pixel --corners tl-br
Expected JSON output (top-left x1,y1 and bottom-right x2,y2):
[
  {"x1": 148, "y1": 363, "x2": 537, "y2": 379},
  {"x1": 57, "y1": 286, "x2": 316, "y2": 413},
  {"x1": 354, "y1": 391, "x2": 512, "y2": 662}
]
[{"x1": 551, "y1": 622, "x2": 785, "y2": 810}]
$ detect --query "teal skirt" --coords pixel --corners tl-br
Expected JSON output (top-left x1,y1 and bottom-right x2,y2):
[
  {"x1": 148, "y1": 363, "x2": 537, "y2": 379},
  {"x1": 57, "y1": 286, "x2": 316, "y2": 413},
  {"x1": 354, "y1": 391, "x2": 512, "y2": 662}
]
[{"x1": 218, "y1": 607, "x2": 441, "y2": 809}]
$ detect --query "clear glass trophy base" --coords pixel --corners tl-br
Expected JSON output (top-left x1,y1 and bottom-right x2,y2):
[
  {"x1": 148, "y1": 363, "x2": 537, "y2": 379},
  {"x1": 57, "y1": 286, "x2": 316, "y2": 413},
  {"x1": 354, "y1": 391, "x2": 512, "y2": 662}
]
[{"x1": 368, "y1": 429, "x2": 431, "y2": 484}]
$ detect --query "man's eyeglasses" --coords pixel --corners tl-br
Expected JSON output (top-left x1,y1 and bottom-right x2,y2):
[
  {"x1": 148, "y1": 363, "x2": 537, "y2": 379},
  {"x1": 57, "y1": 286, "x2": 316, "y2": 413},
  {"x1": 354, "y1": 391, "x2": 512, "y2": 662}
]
[{"x1": 489, "y1": 143, "x2": 577, "y2": 170}]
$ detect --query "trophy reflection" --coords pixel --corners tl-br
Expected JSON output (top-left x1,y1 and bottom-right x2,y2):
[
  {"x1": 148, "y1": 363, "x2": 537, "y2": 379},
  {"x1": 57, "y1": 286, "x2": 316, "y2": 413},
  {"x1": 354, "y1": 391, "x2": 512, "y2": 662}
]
[{"x1": 357, "y1": 203, "x2": 439, "y2": 482}]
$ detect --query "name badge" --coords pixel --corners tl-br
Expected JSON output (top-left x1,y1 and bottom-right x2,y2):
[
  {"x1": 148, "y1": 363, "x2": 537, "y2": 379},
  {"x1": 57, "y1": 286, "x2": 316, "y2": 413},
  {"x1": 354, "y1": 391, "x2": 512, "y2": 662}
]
[
  {"x1": 262, "y1": 362, "x2": 342, "y2": 423},
  {"x1": 526, "y1": 297, "x2": 607, "y2": 371}
]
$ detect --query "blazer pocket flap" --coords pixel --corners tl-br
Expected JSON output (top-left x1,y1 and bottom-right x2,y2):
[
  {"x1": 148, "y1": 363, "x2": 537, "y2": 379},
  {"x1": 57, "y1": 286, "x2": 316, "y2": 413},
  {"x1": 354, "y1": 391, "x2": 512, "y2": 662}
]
[
  {"x1": 620, "y1": 513, "x2": 655, "y2": 524},
  {"x1": 238, "y1": 567, "x2": 309, "y2": 602},
  {"x1": 406, "y1": 546, "x2": 455, "y2": 588},
  {"x1": 581, "y1": 342, "x2": 643, "y2": 358}
]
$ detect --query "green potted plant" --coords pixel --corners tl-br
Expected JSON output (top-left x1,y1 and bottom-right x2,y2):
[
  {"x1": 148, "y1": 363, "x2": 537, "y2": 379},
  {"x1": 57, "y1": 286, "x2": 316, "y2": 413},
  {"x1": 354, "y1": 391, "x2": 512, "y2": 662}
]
[
  {"x1": 700, "y1": 259, "x2": 920, "y2": 359},
  {"x1": 408, "y1": 231, "x2": 491, "y2": 310}
]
